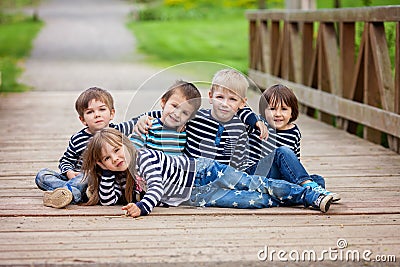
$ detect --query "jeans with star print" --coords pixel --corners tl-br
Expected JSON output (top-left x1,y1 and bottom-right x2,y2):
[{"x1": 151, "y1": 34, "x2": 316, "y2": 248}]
[
  {"x1": 186, "y1": 157, "x2": 323, "y2": 209},
  {"x1": 245, "y1": 146, "x2": 326, "y2": 188}
]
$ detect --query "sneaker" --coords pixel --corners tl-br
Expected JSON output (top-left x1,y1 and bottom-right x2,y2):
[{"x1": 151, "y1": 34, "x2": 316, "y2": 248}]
[
  {"x1": 303, "y1": 182, "x2": 341, "y2": 202},
  {"x1": 43, "y1": 188, "x2": 73, "y2": 208},
  {"x1": 314, "y1": 194, "x2": 333, "y2": 213}
]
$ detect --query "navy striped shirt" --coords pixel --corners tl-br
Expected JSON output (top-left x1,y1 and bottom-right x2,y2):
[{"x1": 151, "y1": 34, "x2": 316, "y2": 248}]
[
  {"x1": 247, "y1": 118, "x2": 302, "y2": 165},
  {"x1": 146, "y1": 108, "x2": 258, "y2": 171},
  {"x1": 58, "y1": 120, "x2": 137, "y2": 174},
  {"x1": 99, "y1": 149, "x2": 196, "y2": 216},
  {"x1": 184, "y1": 109, "x2": 252, "y2": 171}
]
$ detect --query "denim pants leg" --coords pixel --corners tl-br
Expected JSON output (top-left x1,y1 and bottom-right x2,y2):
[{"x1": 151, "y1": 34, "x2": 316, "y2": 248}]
[
  {"x1": 35, "y1": 168, "x2": 87, "y2": 203},
  {"x1": 310, "y1": 174, "x2": 325, "y2": 188},
  {"x1": 187, "y1": 158, "x2": 322, "y2": 209},
  {"x1": 251, "y1": 146, "x2": 326, "y2": 187}
]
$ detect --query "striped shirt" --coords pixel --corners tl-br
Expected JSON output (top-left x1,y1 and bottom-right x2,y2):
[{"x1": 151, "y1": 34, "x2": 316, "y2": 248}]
[
  {"x1": 130, "y1": 118, "x2": 186, "y2": 155},
  {"x1": 247, "y1": 118, "x2": 302, "y2": 165},
  {"x1": 184, "y1": 109, "x2": 253, "y2": 171},
  {"x1": 58, "y1": 120, "x2": 137, "y2": 174},
  {"x1": 146, "y1": 108, "x2": 259, "y2": 171},
  {"x1": 99, "y1": 149, "x2": 196, "y2": 216}
]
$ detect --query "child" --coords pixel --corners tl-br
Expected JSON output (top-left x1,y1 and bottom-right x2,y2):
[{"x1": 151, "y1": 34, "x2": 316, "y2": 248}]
[
  {"x1": 136, "y1": 69, "x2": 268, "y2": 171},
  {"x1": 35, "y1": 87, "x2": 137, "y2": 208},
  {"x1": 82, "y1": 128, "x2": 334, "y2": 216},
  {"x1": 130, "y1": 80, "x2": 201, "y2": 155},
  {"x1": 247, "y1": 84, "x2": 340, "y2": 201}
]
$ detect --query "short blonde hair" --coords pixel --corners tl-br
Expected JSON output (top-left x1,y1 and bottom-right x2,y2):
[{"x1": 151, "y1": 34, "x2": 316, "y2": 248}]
[{"x1": 210, "y1": 69, "x2": 249, "y2": 98}]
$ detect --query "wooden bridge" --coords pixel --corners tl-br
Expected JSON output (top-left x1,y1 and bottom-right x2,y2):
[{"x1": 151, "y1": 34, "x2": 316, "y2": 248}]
[{"x1": 0, "y1": 5, "x2": 399, "y2": 266}]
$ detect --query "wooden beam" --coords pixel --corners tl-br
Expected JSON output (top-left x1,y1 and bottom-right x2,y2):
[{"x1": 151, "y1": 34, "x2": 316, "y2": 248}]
[
  {"x1": 340, "y1": 22, "x2": 355, "y2": 99},
  {"x1": 249, "y1": 70, "x2": 400, "y2": 139},
  {"x1": 246, "y1": 6, "x2": 400, "y2": 22},
  {"x1": 369, "y1": 22, "x2": 394, "y2": 112}
]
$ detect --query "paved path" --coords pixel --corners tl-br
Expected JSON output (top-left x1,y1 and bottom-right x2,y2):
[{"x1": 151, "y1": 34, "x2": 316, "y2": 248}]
[{"x1": 19, "y1": 0, "x2": 181, "y2": 92}]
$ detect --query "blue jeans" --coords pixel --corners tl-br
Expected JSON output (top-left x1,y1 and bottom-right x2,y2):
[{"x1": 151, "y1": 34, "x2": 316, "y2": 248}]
[
  {"x1": 185, "y1": 157, "x2": 322, "y2": 209},
  {"x1": 246, "y1": 146, "x2": 326, "y2": 188},
  {"x1": 35, "y1": 168, "x2": 87, "y2": 203}
]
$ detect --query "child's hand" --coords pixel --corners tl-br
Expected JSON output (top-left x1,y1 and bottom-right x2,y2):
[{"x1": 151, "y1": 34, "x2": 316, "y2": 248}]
[
  {"x1": 122, "y1": 203, "x2": 141, "y2": 218},
  {"x1": 134, "y1": 116, "x2": 153, "y2": 135},
  {"x1": 256, "y1": 121, "x2": 269, "y2": 140},
  {"x1": 66, "y1": 170, "x2": 80, "y2": 180},
  {"x1": 177, "y1": 124, "x2": 186, "y2": 133}
]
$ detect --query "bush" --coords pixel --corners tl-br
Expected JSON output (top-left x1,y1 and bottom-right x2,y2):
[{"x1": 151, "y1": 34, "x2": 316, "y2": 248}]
[{"x1": 0, "y1": 14, "x2": 42, "y2": 92}]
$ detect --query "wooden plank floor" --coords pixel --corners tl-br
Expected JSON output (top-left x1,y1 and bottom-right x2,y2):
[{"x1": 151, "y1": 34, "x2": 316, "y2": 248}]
[{"x1": 0, "y1": 90, "x2": 399, "y2": 266}]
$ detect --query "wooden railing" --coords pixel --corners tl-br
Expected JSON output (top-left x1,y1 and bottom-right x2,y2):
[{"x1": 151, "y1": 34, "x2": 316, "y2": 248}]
[{"x1": 246, "y1": 6, "x2": 400, "y2": 153}]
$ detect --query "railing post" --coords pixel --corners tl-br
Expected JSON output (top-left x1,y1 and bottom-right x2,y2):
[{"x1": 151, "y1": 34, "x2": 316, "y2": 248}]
[{"x1": 246, "y1": 6, "x2": 400, "y2": 154}]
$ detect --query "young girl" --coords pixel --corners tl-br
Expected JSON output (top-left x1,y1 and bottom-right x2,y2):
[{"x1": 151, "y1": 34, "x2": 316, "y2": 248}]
[
  {"x1": 81, "y1": 128, "x2": 334, "y2": 217},
  {"x1": 247, "y1": 84, "x2": 340, "y2": 201},
  {"x1": 35, "y1": 87, "x2": 138, "y2": 208}
]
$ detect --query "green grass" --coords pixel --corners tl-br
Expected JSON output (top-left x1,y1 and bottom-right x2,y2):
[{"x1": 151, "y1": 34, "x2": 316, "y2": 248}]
[
  {"x1": 316, "y1": 0, "x2": 400, "y2": 8},
  {"x1": 128, "y1": 1, "x2": 398, "y2": 77},
  {"x1": 128, "y1": 17, "x2": 249, "y2": 75},
  {"x1": 0, "y1": 15, "x2": 42, "y2": 92}
]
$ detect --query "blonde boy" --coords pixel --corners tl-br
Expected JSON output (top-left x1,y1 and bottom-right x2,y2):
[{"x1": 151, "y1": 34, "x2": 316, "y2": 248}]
[{"x1": 137, "y1": 69, "x2": 267, "y2": 171}]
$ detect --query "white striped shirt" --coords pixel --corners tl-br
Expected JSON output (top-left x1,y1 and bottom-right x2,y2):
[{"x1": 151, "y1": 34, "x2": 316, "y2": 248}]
[
  {"x1": 247, "y1": 118, "x2": 302, "y2": 165},
  {"x1": 58, "y1": 120, "x2": 137, "y2": 174},
  {"x1": 184, "y1": 109, "x2": 254, "y2": 171},
  {"x1": 146, "y1": 108, "x2": 259, "y2": 171},
  {"x1": 99, "y1": 149, "x2": 196, "y2": 216}
]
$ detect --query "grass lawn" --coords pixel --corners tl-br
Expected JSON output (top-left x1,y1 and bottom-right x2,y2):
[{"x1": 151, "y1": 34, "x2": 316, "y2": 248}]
[
  {"x1": 127, "y1": 1, "x2": 398, "y2": 77},
  {"x1": 0, "y1": 12, "x2": 42, "y2": 92},
  {"x1": 127, "y1": 16, "x2": 249, "y2": 76}
]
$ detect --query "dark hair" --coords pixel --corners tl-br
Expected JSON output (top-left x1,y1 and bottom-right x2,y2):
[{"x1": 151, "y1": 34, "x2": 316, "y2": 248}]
[
  {"x1": 75, "y1": 87, "x2": 114, "y2": 117},
  {"x1": 161, "y1": 80, "x2": 202, "y2": 117},
  {"x1": 258, "y1": 84, "x2": 299, "y2": 123}
]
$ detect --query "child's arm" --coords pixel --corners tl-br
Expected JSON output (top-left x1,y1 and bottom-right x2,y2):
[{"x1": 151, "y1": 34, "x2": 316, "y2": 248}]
[
  {"x1": 134, "y1": 115, "x2": 153, "y2": 135},
  {"x1": 98, "y1": 170, "x2": 123, "y2": 205},
  {"x1": 133, "y1": 110, "x2": 162, "y2": 135},
  {"x1": 111, "y1": 117, "x2": 138, "y2": 137},
  {"x1": 237, "y1": 107, "x2": 269, "y2": 139},
  {"x1": 131, "y1": 174, "x2": 163, "y2": 216},
  {"x1": 58, "y1": 131, "x2": 88, "y2": 179},
  {"x1": 125, "y1": 155, "x2": 164, "y2": 216}
]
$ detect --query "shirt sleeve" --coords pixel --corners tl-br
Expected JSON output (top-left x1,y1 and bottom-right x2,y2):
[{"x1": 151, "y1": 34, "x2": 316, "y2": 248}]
[
  {"x1": 58, "y1": 137, "x2": 81, "y2": 174},
  {"x1": 112, "y1": 118, "x2": 137, "y2": 137},
  {"x1": 135, "y1": 160, "x2": 164, "y2": 216},
  {"x1": 237, "y1": 106, "x2": 259, "y2": 128},
  {"x1": 98, "y1": 170, "x2": 122, "y2": 206}
]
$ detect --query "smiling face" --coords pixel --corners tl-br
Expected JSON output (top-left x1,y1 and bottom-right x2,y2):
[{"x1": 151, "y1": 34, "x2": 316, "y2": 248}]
[
  {"x1": 97, "y1": 142, "x2": 130, "y2": 172},
  {"x1": 264, "y1": 100, "x2": 293, "y2": 130},
  {"x1": 208, "y1": 87, "x2": 247, "y2": 122},
  {"x1": 79, "y1": 99, "x2": 115, "y2": 134},
  {"x1": 160, "y1": 91, "x2": 196, "y2": 130}
]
